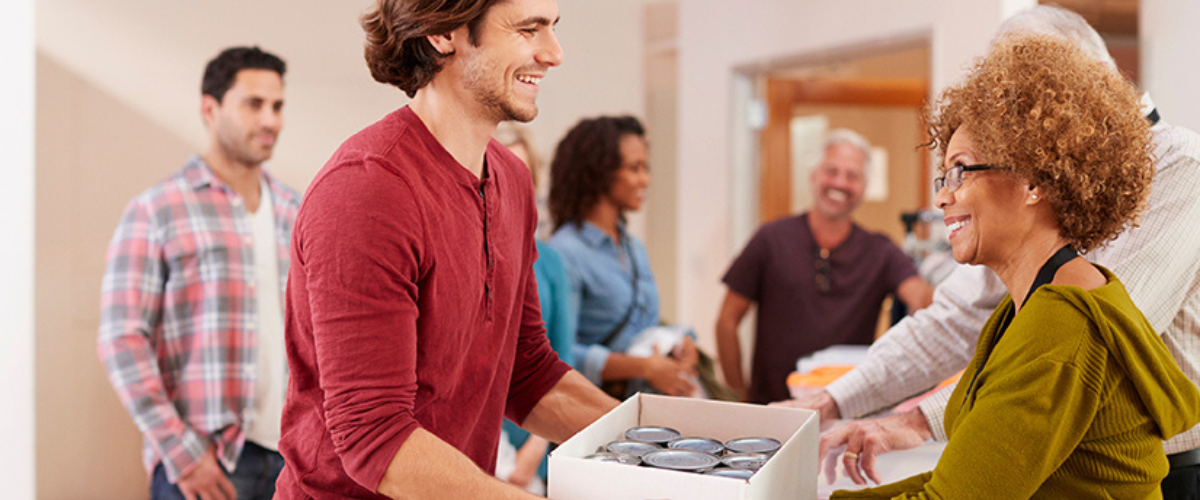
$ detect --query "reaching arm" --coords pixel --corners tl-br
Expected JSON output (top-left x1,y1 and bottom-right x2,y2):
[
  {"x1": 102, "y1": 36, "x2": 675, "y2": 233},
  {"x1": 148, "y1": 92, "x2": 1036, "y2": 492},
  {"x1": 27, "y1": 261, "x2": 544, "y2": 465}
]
[
  {"x1": 715, "y1": 289, "x2": 753, "y2": 398},
  {"x1": 895, "y1": 276, "x2": 934, "y2": 312},
  {"x1": 915, "y1": 382, "x2": 957, "y2": 442},
  {"x1": 823, "y1": 265, "x2": 1003, "y2": 419},
  {"x1": 523, "y1": 370, "x2": 619, "y2": 443},
  {"x1": 379, "y1": 429, "x2": 542, "y2": 500},
  {"x1": 818, "y1": 409, "x2": 933, "y2": 485},
  {"x1": 507, "y1": 435, "x2": 550, "y2": 489}
]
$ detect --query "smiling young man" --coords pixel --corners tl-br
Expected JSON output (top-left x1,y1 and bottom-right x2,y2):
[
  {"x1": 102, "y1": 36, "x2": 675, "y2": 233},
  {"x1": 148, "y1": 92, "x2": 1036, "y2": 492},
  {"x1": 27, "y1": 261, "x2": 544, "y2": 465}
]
[
  {"x1": 98, "y1": 46, "x2": 299, "y2": 500},
  {"x1": 715, "y1": 129, "x2": 935, "y2": 404},
  {"x1": 274, "y1": 1, "x2": 618, "y2": 499}
]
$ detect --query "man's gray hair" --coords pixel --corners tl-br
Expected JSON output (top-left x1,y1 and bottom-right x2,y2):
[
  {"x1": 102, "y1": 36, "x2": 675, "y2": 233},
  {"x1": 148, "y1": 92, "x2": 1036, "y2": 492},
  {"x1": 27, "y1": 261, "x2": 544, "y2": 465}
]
[
  {"x1": 994, "y1": 5, "x2": 1117, "y2": 70},
  {"x1": 821, "y1": 128, "x2": 873, "y2": 174}
]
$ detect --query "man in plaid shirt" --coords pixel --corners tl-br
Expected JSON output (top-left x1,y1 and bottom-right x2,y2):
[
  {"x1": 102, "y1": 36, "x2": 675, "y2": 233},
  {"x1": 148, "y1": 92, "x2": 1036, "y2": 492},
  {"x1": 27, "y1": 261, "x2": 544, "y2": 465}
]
[{"x1": 98, "y1": 46, "x2": 301, "y2": 500}]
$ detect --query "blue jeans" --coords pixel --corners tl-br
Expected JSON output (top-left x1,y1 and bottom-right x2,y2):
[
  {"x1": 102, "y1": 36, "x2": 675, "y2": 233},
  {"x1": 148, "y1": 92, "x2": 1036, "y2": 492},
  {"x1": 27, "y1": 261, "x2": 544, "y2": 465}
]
[{"x1": 151, "y1": 441, "x2": 284, "y2": 500}]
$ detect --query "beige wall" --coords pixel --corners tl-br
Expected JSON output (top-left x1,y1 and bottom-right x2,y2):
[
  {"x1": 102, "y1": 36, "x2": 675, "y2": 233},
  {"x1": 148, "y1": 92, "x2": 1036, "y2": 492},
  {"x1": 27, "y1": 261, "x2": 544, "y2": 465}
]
[
  {"x1": 643, "y1": 1, "x2": 679, "y2": 323},
  {"x1": 35, "y1": 53, "x2": 196, "y2": 500}
]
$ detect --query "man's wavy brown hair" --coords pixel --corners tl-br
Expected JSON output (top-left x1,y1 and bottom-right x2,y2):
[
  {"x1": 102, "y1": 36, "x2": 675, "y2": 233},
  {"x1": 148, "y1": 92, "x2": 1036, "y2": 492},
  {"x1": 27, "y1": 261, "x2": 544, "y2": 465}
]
[
  {"x1": 361, "y1": 0, "x2": 501, "y2": 98},
  {"x1": 927, "y1": 34, "x2": 1154, "y2": 253}
]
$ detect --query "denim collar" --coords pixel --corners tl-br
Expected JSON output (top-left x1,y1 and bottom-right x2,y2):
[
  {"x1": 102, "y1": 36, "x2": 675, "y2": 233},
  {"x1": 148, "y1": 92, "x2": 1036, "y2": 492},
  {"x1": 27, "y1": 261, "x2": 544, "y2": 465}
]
[{"x1": 578, "y1": 220, "x2": 627, "y2": 249}]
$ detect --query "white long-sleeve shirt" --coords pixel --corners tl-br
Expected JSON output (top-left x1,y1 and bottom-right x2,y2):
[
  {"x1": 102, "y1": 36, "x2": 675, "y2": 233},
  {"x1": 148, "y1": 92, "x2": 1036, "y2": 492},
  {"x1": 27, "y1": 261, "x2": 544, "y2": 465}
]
[{"x1": 826, "y1": 101, "x2": 1200, "y2": 454}]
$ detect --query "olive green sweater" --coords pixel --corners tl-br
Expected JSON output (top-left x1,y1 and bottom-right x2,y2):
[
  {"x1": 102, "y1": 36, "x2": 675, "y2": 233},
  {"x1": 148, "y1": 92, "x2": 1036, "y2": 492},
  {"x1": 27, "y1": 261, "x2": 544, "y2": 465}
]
[{"x1": 833, "y1": 267, "x2": 1200, "y2": 499}]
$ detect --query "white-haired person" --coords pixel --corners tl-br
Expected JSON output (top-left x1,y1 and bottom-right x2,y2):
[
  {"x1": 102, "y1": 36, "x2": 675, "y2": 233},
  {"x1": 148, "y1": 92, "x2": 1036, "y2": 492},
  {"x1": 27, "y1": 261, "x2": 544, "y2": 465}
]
[{"x1": 716, "y1": 128, "x2": 934, "y2": 404}]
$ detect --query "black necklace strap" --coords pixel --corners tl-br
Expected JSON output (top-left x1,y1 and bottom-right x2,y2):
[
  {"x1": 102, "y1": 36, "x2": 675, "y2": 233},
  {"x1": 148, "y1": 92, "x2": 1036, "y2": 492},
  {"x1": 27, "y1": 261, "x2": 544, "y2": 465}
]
[{"x1": 1023, "y1": 245, "x2": 1078, "y2": 309}]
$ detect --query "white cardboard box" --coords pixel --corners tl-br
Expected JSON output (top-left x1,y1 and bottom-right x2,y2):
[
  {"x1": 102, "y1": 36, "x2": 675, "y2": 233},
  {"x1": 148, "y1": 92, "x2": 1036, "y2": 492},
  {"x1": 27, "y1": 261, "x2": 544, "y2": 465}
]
[{"x1": 548, "y1": 394, "x2": 819, "y2": 500}]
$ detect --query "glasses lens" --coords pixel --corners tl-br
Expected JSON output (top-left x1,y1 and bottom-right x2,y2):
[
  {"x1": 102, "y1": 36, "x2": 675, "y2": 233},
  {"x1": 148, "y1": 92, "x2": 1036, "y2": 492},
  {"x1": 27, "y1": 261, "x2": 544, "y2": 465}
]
[
  {"x1": 948, "y1": 167, "x2": 963, "y2": 192},
  {"x1": 933, "y1": 177, "x2": 945, "y2": 192}
]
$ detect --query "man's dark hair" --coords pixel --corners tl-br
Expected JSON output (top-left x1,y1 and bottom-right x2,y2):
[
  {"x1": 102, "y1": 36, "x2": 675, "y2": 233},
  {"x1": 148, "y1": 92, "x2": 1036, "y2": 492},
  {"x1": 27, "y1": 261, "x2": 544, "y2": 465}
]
[
  {"x1": 549, "y1": 116, "x2": 647, "y2": 231},
  {"x1": 361, "y1": 0, "x2": 502, "y2": 98},
  {"x1": 201, "y1": 46, "x2": 287, "y2": 103}
]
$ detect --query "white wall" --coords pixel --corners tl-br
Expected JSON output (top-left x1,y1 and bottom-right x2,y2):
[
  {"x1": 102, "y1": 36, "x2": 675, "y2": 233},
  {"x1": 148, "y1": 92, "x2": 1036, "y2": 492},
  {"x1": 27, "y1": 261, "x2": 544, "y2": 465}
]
[
  {"x1": 1142, "y1": 0, "x2": 1200, "y2": 133},
  {"x1": 1, "y1": 0, "x2": 36, "y2": 498},
  {"x1": 535, "y1": 0, "x2": 646, "y2": 163},
  {"x1": 675, "y1": 0, "x2": 1031, "y2": 353}
]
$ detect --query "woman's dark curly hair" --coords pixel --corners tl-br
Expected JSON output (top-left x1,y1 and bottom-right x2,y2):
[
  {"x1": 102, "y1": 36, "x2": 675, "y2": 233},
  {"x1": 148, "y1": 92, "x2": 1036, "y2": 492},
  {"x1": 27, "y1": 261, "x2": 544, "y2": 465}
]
[
  {"x1": 927, "y1": 34, "x2": 1154, "y2": 253},
  {"x1": 549, "y1": 116, "x2": 646, "y2": 231},
  {"x1": 361, "y1": 0, "x2": 500, "y2": 98}
]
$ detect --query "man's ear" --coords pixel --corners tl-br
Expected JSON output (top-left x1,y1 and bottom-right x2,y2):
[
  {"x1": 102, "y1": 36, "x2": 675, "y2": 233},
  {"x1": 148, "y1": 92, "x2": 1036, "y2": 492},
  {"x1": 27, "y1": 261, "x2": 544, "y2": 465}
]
[
  {"x1": 426, "y1": 32, "x2": 456, "y2": 57},
  {"x1": 200, "y1": 94, "x2": 220, "y2": 129}
]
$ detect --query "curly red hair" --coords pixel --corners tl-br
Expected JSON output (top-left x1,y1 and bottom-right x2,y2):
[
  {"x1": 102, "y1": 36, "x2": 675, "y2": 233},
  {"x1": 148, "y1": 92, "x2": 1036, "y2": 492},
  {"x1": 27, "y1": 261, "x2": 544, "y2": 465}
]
[{"x1": 927, "y1": 34, "x2": 1154, "y2": 252}]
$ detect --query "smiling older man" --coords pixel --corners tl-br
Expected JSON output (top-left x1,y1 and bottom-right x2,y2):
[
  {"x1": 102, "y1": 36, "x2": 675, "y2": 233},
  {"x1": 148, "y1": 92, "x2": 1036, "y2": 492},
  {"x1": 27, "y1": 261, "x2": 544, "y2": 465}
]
[{"x1": 716, "y1": 129, "x2": 934, "y2": 405}]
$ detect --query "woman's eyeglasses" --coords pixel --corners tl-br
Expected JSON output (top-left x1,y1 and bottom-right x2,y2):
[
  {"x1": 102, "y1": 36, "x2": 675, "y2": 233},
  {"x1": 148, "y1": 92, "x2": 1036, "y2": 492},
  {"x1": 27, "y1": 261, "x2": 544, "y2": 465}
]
[{"x1": 934, "y1": 164, "x2": 998, "y2": 194}]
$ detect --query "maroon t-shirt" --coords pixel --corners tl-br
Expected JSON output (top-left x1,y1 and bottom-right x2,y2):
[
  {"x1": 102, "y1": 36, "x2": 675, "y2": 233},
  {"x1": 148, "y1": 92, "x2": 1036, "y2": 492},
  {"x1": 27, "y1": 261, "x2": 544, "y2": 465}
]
[
  {"x1": 722, "y1": 213, "x2": 917, "y2": 404},
  {"x1": 276, "y1": 107, "x2": 571, "y2": 498}
]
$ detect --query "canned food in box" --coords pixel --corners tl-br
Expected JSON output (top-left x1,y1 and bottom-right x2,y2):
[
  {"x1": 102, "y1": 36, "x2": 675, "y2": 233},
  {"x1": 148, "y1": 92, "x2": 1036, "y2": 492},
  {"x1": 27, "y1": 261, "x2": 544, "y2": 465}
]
[
  {"x1": 724, "y1": 437, "x2": 781, "y2": 455},
  {"x1": 641, "y1": 449, "x2": 721, "y2": 473},
  {"x1": 720, "y1": 452, "x2": 770, "y2": 471},
  {"x1": 705, "y1": 467, "x2": 755, "y2": 480},
  {"x1": 583, "y1": 452, "x2": 642, "y2": 466},
  {"x1": 605, "y1": 439, "x2": 662, "y2": 458},
  {"x1": 667, "y1": 436, "x2": 725, "y2": 455},
  {"x1": 625, "y1": 425, "x2": 681, "y2": 444}
]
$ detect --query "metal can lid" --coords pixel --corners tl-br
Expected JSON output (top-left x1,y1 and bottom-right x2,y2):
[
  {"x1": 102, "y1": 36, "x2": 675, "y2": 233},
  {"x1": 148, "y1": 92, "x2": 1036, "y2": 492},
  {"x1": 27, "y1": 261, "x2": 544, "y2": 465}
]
[
  {"x1": 583, "y1": 452, "x2": 642, "y2": 466},
  {"x1": 625, "y1": 426, "x2": 682, "y2": 444},
  {"x1": 724, "y1": 437, "x2": 782, "y2": 454},
  {"x1": 641, "y1": 449, "x2": 721, "y2": 472},
  {"x1": 705, "y1": 467, "x2": 756, "y2": 480},
  {"x1": 605, "y1": 439, "x2": 662, "y2": 457},
  {"x1": 720, "y1": 452, "x2": 770, "y2": 470},
  {"x1": 667, "y1": 436, "x2": 725, "y2": 455}
]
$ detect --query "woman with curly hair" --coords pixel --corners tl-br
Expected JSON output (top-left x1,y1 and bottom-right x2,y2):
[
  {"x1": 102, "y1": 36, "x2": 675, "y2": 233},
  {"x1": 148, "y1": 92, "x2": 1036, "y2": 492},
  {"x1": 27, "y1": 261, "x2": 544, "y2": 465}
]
[
  {"x1": 832, "y1": 34, "x2": 1200, "y2": 499},
  {"x1": 548, "y1": 116, "x2": 699, "y2": 398}
]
